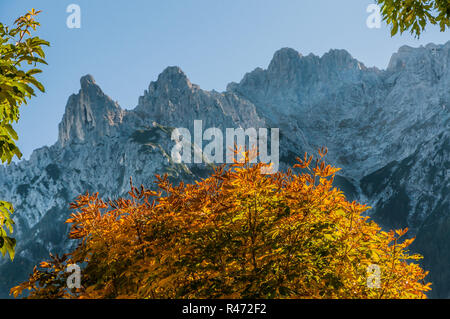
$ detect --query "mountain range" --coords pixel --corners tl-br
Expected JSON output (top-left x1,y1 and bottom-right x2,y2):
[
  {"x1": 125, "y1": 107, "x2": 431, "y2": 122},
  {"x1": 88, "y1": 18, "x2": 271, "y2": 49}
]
[{"x1": 0, "y1": 41, "x2": 448, "y2": 298}]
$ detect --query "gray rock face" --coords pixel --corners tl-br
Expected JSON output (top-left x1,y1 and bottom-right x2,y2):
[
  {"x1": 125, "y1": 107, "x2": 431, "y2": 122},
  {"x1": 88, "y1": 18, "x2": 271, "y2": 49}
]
[
  {"x1": 136, "y1": 66, "x2": 266, "y2": 131},
  {"x1": 58, "y1": 75, "x2": 125, "y2": 147},
  {"x1": 0, "y1": 42, "x2": 448, "y2": 297}
]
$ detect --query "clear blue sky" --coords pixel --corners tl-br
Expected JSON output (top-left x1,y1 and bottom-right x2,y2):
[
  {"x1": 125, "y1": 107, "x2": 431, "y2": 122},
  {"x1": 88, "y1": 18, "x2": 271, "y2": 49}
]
[{"x1": 1, "y1": 0, "x2": 449, "y2": 160}]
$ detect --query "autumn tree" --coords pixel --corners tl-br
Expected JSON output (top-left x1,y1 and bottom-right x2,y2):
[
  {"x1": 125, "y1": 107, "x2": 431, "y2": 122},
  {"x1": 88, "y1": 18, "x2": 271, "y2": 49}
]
[
  {"x1": 11, "y1": 149, "x2": 431, "y2": 299},
  {"x1": 377, "y1": 0, "x2": 450, "y2": 37},
  {"x1": 0, "y1": 9, "x2": 49, "y2": 260}
]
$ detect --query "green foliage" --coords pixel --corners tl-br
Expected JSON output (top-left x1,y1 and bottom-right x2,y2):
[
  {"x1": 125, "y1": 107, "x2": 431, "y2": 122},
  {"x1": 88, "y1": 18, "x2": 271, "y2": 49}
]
[
  {"x1": 0, "y1": 9, "x2": 49, "y2": 260},
  {"x1": 0, "y1": 201, "x2": 15, "y2": 260},
  {"x1": 378, "y1": 0, "x2": 450, "y2": 37}
]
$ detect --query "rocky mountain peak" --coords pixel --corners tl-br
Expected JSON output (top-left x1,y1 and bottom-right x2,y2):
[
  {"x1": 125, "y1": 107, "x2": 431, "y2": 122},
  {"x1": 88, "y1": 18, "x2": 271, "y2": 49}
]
[
  {"x1": 58, "y1": 75, "x2": 123, "y2": 147},
  {"x1": 80, "y1": 74, "x2": 96, "y2": 88},
  {"x1": 321, "y1": 49, "x2": 361, "y2": 70},
  {"x1": 386, "y1": 41, "x2": 450, "y2": 86},
  {"x1": 153, "y1": 66, "x2": 194, "y2": 92},
  {"x1": 267, "y1": 47, "x2": 303, "y2": 74},
  {"x1": 135, "y1": 66, "x2": 199, "y2": 116}
]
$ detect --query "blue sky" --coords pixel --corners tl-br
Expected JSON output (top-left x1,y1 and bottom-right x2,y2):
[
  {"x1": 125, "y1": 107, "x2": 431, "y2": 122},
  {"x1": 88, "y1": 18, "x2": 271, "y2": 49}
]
[{"x1": 1, "y1": 0, "x2": 449, "y2": 160}]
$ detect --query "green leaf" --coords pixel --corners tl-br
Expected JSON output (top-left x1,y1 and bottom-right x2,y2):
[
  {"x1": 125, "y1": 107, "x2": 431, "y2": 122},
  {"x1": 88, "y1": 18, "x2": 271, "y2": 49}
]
[
  {"x1": 4, "y1": 124, "x2": 18, "y2": 140},
  {"x1": 391, "y1": 21, "x2": 399, "y2": 36}
]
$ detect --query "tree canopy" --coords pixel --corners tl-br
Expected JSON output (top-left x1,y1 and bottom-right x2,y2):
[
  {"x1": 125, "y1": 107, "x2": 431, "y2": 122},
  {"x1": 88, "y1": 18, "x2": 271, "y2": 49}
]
[
  {"x1": 378, "y1": 0, "x2": 450, "y2": 37},
  {"x1": 11, "y1": 149, "x2": 431, "y2": 299},
  {"x1": 0, "y1": 9, "x2": 49, "y2": 260}
]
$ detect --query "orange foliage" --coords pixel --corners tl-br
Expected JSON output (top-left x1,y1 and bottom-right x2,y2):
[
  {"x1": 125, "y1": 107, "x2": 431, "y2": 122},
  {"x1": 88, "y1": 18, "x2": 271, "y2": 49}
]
[{"x1": 11, "y1": 148, "x2": 431, "y2": 299}]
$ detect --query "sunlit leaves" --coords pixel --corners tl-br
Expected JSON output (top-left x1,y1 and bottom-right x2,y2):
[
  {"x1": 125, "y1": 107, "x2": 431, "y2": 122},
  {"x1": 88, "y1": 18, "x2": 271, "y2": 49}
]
[
  {"x1": 0, "y1": 9, "x2": 49, "y2": 164},
  {"x1": 0, "y1": 201, "x2": 15, "y2": 260},
  {"x1": 378, "y1": 0, "x2": 450, "y2": 38},
  {"x1": 0, "y1": 9, "x2": 49, "y2": 261},
  {"x1": 12, "y1": 149, "x2": 431, "y2": 299}
]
